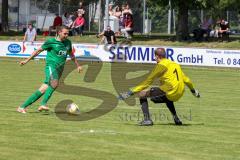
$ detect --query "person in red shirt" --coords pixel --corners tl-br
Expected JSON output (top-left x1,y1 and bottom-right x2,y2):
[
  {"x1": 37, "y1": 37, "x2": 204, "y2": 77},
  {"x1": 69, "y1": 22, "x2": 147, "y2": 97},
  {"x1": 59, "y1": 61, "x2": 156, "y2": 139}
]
[
  {"x1": 71, "y1": 13, "x2": 85, "y2": 36},
  {"x1": 49, "y1": 14, "x2": 62, "y2": 35},
  {"x1": 121, "y1": 14, "x2": 133, "y2": 39},
  {"x1": 53, "y1": 14, "x2": 62, "y2": 27}
]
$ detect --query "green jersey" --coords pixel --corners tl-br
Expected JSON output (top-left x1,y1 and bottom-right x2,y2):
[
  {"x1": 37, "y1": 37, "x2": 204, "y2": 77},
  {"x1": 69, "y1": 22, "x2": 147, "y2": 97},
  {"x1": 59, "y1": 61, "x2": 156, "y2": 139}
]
[{"x1": 41, "y1": 38, "x2": 72, "y2": 66}]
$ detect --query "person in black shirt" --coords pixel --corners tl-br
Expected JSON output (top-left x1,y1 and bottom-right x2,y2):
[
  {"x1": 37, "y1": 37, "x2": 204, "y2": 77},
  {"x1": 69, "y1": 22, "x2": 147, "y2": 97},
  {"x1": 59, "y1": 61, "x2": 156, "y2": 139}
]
[
  {"x1": 218, "y1": 19, "x2": 230, "y2": 38},
  {"x1": 98, "y1": 26, "x2": 117, "y2": 44}
]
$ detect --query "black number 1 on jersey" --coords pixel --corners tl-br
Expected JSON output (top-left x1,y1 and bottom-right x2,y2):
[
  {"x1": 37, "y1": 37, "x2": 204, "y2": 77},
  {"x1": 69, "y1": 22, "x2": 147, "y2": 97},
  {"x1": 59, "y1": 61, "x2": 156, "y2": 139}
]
[{"x1": 173, "y1": 68, "x2": 179, "y2": 81}]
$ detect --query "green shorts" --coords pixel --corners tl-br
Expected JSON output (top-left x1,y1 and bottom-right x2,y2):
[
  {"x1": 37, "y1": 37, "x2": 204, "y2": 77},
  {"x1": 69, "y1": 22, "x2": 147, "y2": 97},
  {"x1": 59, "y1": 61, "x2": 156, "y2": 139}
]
[{"x1": 44, "y1": 64, "x2": 64, "y2": 85}]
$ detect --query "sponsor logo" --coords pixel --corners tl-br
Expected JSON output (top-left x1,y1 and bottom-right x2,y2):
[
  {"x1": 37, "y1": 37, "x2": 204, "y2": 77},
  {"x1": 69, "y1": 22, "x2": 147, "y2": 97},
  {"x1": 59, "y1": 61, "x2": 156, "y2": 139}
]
[
  {"x1": 8, "y1": 44, "x2": 21, "y2": 53},
  {"x1": 58, "y1": 50, "x2": 67, "y2": 56},
  {"x1": 84, "y1": 50, "x2": 91, "y2": 56},
  {"x1": 75, "y1": 45, "x2": 98, "y2": 49}
]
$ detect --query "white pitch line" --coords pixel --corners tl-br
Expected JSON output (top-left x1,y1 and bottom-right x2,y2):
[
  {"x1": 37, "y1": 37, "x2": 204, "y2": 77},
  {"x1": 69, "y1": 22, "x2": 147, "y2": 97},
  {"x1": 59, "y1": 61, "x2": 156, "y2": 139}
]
[{"x1": 59, "y1": 129, "x2": 119, "y2": 135}]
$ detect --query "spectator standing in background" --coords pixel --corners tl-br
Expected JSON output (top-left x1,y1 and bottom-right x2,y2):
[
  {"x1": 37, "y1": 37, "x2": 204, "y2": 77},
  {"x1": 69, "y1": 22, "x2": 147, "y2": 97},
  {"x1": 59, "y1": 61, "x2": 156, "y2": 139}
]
[
  {"x1": 114, "y1": 6, "x2": 122, "y2": 36},
  {"x1": 78, "y1": 2, "x2": 85, "y2": 17},
  {"x1": 23, "y1": 23, "x2": 37, "y2": 43},
  {"x1": 109, "y1": 3, "x2": 114, "y2": 16},
  {"x1": 119, "y1": 4, "x2": 126, "y2": 32},
  {"x1": 122, "y1": 4, "x2": 133, "y2": 16},
  {"x1": 114, "y1": 6, "x2": 122, "y2": 19}
]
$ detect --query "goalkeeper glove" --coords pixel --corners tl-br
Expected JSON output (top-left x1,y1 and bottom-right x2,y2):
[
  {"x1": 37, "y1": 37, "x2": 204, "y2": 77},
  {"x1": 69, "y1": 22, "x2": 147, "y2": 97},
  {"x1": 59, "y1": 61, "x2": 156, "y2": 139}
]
[
  {"x1": 118, "y1": 90, "x2": 134, "y2": 100},
  {"x1": 191, "y1": 89, "x2": 200, "y2": 98}
]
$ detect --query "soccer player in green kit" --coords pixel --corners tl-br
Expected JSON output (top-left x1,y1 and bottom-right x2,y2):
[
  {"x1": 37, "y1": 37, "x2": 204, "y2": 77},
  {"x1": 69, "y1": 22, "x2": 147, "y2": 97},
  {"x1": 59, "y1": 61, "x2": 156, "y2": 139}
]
[{"x1": 17, "y1": 26, "x2": 83, "y2": 113}]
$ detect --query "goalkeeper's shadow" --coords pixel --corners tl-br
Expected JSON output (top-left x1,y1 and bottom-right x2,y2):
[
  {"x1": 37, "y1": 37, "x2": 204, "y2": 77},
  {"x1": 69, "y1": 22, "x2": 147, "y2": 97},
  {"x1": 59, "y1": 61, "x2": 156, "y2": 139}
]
[{"x1": 121, "y1": 122, "x2": 204, "y2": 126}]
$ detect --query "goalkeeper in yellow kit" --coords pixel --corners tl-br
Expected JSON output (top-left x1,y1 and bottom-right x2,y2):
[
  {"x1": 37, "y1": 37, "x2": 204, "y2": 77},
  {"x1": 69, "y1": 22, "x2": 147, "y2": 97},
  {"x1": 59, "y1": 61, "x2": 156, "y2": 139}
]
[{"x1": 118, "y1": 48, "x2": 200, "y2": 126}]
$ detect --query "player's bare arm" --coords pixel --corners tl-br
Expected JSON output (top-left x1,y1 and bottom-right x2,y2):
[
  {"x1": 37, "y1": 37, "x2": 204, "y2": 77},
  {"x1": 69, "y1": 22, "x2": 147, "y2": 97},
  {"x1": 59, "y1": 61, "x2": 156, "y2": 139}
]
[
  {"x1": 19, "y1": 48, "x2": 44, "y2": 66},
  {"x1": 70, "y1": 54, "x2": 83, "y2": 73}
]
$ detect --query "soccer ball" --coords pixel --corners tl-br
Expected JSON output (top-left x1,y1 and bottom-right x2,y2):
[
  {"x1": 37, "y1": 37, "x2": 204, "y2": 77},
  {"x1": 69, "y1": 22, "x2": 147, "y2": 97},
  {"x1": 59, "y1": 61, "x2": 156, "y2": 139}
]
[{"x1": 66, "y1": 103, "x2": 80, "y2": 115}]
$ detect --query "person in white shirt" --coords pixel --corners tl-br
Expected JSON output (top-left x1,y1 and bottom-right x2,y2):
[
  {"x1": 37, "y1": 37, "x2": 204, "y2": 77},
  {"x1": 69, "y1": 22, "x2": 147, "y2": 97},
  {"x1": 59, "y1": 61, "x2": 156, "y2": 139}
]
[
  {"x1": 23, "y1": 23, "x2": 37, "y2": 43},
  {"x1": 109, "y1": 3, "x2": 114, "y2": 16},
  {"x1": 63, "y1": 12, "x2": 73, "y2": 28}
]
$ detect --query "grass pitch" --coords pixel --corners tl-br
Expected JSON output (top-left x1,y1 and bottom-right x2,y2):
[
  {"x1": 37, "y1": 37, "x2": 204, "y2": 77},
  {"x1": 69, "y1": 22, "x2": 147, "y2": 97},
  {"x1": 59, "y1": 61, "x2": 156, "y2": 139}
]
[{"x1": 0, "y1": 58, "x2": 240, "y2": 160}]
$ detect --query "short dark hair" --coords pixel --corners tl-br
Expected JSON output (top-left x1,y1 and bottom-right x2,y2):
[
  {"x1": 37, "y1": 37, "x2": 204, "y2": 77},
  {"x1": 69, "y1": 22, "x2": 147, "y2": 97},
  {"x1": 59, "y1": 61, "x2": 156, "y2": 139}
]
[
  {"x1": 154, "y1": 48, "x2": 166, "y2": 58},
  {"x1": 56, "y1": 26, "x2": 69, "y2": 34}
]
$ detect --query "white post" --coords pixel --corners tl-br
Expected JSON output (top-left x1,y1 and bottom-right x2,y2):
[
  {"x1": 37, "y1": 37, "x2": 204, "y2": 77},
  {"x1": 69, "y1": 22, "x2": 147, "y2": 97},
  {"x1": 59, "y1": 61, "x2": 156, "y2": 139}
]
[
  {"x1": 143, "y1": 0, "x2": 146, "y2": 33},
  {"x1": 59, "y1": 0, "x2": 62, "y2": 16},
  {"x1": 227, "y1": 10, "x2": 229, "y2": 22},
  {"x1": 98, "y1": 0, "x2": 101, "y2": 33},
  {"x1": 146, "y1": 7, "x2": 149, "y2": 34},
  {"x1": 17, "y1": 0, "x2": 20, "y2": 31},
  {"x1": 105, "y1": 0, "x2": 109, "y2": 27},
  {"x1": 58, "y1": 4, "x2": 60, "y2": 16},
  {"x1": 89, "y1": 3, "x2": 91, "y2": 32},
  {"x1": 201, "y1": 10, "x2": 204, "y2": 23},
  {"x1": 147, "y1": 8, "x2": 149, "y2": 20},
  {"x1": 167, "y1": 0, "x2": 171, "y2": 34},
  {"x1": 173, "y1": 9, "x2": 176, "y2": 34},
  {"x1": 26, "y1": 0, "x2": 29, "y2": 25}
]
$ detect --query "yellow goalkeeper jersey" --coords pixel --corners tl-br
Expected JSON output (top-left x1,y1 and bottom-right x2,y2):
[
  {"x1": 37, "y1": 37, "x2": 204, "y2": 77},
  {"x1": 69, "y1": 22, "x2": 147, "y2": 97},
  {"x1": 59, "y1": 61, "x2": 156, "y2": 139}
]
[{"x1": 131, "y1": 58, "x2": 194, "y2": 102}]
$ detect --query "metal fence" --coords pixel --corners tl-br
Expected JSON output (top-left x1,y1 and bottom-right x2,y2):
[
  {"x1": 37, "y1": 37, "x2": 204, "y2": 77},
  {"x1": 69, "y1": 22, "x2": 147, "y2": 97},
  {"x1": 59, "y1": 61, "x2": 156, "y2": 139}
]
[
  {"x1": 1, "y1": 0, "x2": 240, "y2": 34},
  {"x1": 148, "y1": 7, "x2": 240, "y2": 34}
]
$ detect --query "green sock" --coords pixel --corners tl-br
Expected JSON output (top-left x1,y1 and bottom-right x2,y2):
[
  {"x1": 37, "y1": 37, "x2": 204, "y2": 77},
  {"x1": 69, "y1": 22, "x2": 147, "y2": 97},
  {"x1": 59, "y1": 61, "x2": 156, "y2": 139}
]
[
  {"x1": 20, "y1": 90, "x2": 43, "y2": 109},
  {"x1": 40, "y1": 86, "x2": 55, "y2": 106}
]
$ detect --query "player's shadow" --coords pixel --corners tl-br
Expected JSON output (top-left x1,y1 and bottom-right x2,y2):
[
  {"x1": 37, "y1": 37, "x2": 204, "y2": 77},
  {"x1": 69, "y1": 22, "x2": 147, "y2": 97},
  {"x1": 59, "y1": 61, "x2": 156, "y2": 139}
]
[
  {"x1": 26, "y1": 110, "x2": 53, "y2": 115},
  {"x1": 149, "y1": 123, "x2": 205, "y2": 126}
]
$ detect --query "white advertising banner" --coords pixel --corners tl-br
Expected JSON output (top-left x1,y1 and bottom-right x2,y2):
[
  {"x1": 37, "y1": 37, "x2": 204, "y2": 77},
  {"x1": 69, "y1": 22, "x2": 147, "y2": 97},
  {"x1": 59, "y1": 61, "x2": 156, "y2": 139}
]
[{"x1": 1, "y1": 41, "x2": 240, "y2": 68}]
